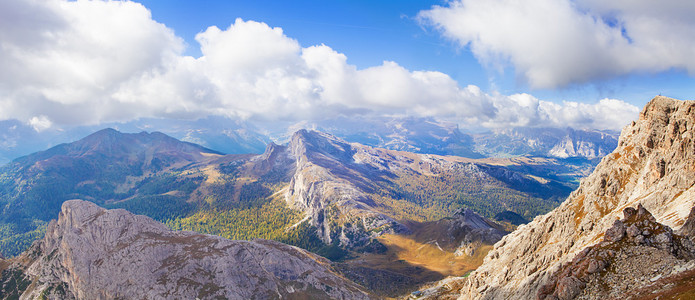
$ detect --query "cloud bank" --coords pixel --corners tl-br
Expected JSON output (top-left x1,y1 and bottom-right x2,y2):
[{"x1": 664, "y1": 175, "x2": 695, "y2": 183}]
[
  {"x1": 0, "y1": 0, "x2": 638, "y2": 131},
  {"x1": 418, "y1": 0, "x2": 695, "y2": 89}
]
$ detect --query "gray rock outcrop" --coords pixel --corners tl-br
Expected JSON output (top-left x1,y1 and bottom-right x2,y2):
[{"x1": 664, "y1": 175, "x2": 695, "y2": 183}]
[
  {"x1": 538, "y1": 205, "x2": 695, "y2": 300},
  {"x1": 1, "y1": 200, "x2": 372, "y2": 300},
  {"x1": 448, "y1": 209, "x2": 507, "y2": 257},
  {"x1": 285, "y1": 130, "x2": 410, "y2": 251}
]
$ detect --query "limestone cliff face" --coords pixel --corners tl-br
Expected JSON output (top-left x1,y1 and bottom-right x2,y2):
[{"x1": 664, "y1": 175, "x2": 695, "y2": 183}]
[
  {"x1": 442, "y1": 96, "x2": 695, "y2": 299},
  {"x1": 285, "y1": 130, "x2": 408, "y2": 251},
  {"x1": 2, "y1": 200, "x2": 372, "y2": 300},
  {"x1": 282, "y1": 129, "x2": 570, "y2": 253}
]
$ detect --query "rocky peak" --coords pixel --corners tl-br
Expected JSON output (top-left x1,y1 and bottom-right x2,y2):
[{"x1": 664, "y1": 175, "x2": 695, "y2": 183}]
[
  {"x1": 248, "y1": 141, "x2": 291, "y2": 176},
  {"x1": 3, "y1": 200, "x2": 373, "y2": 299},
  {"x1": 451, "y1": 208, "x2": 502, "y2": 231},
  {"x1": 449, "y1": 96, "x2": 695, "y2": 299},
  {"x1": 289, "y1": 129, "x2": 355, "y2": 164},
  {"x1": 262, "y1": 141, "x2": 283, "y2": 157},
  {"x1": 446, "y1": 208, "x2": 507, "y2": 257},
  {"x1": 42, "y1": 199, "x2": 170, "y2": 251},
  {"x1": 73, "y1": 128, "x2": 151, "y2": 154},
  {"x1": 284, "y1": 130, "x2": 408, "y2": 250}
]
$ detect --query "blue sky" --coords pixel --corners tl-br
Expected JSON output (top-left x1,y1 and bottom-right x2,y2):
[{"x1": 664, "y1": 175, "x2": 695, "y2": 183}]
[
  {"x1": 1, "y1": 0, "x2": 694, "y2": 132},
  {"x1": 137, "y1": 0, "x2": 487, "y2": 85},
  {"x1": 136, "y1": 0, "x2": 695, "y2": 106}
]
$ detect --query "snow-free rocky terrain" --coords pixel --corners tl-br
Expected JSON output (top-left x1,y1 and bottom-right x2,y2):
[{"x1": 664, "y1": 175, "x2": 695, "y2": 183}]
[
  {"x1": 413, "y1": 96, "x2": 695, "y2": 299},
  {"x1": 0, "y1": 200, "x2": 372, "y2": 299}
]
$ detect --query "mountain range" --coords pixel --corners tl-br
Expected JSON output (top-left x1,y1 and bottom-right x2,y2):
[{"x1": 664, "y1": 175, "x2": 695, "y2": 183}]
[
  {"x1": 473, "y1": 126, "x2": 618, "y2": 159},
  {"x1": 2, "y1": 96, "x2": 694, "y2": 299},
  {"x1": 0, "y1": 123, "x2": 582, "y2": 297},
  {"x1": 0, "y1": 116, "x2": 618, "y2": 166},
  {"x1": 0, "y1": 127, "x2": 577, "y2": 256}
]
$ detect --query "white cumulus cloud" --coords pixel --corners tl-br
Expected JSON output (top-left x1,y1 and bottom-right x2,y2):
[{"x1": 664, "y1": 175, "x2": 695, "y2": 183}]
[
  {"x1": 0, "y1": 0, "x2": 640, "y2": 132},
  {"x1": 418, "y1": 0, "x2": 695, "y2": 89},
  {"x1": 28, "y1": 115, "x2": 53, "y2": 132},
  {"x1": 485, "y1": 95, "x2": 639, "y2": 130},
  {"x1": 0, "y1": 0, "x2": 183, "y2": 126}
]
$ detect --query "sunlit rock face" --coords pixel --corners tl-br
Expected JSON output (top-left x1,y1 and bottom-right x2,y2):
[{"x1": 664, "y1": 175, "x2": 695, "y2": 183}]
[
  {"x1": 416, "y1": 96, "x2": 695, "y2": 299},
  {"x1": 1, "y1": 200, "x2": 373, "y2": 300}
]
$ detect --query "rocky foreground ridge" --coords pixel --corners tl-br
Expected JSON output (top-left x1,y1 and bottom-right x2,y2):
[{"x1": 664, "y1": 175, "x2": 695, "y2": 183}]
[
  {"x1": 0, "y1": 200, "x2": 372, "y2": 300},
  {"x1": 413, "y1": 96, "x2": 695, "y2": 299},
  {"x1": 538, "y1": 204, "x2": 695, "y2": 299}
]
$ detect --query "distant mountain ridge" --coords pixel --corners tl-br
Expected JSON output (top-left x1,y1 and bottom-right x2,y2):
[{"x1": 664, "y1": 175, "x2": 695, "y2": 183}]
[
  {"x1": 297, "y1": 116, "x2": 619, "y2": 160},
  {"x1": 0, "y1": 117, "x2": 268, "y2": 166},
  {"x1": 473, "y1": 127, "x2": 618, "y2": 159},
  {"x1": 0, "y1": 116, "x2": 620, "y2": 166},
  {"x1": 14, "y1": 128, "x2": 222, "y2": 165},
  {"x1": 308, "y1": 116, "x2": 483, "y2": 158}
]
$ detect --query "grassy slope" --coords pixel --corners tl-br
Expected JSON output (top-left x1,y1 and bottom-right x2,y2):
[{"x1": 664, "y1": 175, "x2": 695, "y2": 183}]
[
  {"x1": 335, "y1": 218, "x2": 501, "y2": 298},
  {"x1": 371, "y1": 170, "x2": 561, "y2": 223}
]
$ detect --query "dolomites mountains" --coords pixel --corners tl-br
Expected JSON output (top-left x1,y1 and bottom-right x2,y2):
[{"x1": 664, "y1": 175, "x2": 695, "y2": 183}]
[
  {"x1": 0, "y1": 200, "x2": 372, "y2": 299},
  {"x1": 0, "y1": 109, "x2": 619, "y2": 298},
  {"x1": 417, "y1": 96, "x2": 695, "y2": 299},
  {"x1": 281, "y1": 129, "x2": 570, "y2": 251}
]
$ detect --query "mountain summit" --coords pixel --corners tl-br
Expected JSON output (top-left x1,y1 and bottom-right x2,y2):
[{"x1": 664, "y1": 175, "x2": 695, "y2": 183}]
[{"x1": 0, "y1": 129, "x2": 225, "y2": 255}]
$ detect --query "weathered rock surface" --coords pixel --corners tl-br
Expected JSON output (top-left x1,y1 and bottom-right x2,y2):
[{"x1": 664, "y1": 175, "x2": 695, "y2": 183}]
[
  {"x1": 417, "y1": 96, "x2": 695, "y2": 299},
  {"x1": 447, "y1": 208, "x2": 507, "y2": 257},
  {"x1": 538, "y1": 205, "x2": 695, "y2": 300},
  {"x1": 677, "y1": 206, "x2": 695, "y2": 240},
  {"x1": 0, "y1": 200, "x2": 372, "y2": 300},
  {"x1": 285, "y1": 129, "x2": 410, "y2": 251}
]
